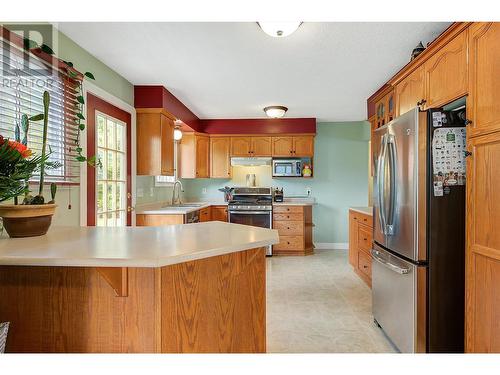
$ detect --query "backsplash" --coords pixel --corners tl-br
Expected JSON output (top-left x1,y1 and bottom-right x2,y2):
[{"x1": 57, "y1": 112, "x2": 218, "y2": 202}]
[{"x1": 136, "y1": 176, "x2": 173, "y2": 205}]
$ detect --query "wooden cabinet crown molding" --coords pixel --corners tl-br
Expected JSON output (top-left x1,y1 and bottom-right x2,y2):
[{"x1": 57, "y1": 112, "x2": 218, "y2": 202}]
[
  {"x1": 209, "y1": 133, "x2": 316, "y2": 138},
  {"x1": 136, "y1": 107, "x2": 177, "y2": 121},
  {"x1": 388, "y1": 22, "x2": 471, "y2": 86}
]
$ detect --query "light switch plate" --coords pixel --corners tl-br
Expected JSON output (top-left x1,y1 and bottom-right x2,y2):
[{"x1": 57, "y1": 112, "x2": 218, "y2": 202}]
[
  {"x1": 306, "y1": 187, "x2": 312, "y2": 196},
  {"x1": 202, "y1": 188, "x2": 207, "y2": 194},
  {"x1": 137, "y1": 188, "x2": 144, "y2": 198}
]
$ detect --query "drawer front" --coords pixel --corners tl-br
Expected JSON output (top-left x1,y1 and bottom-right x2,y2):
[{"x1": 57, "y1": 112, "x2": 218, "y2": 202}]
[
  {"x1": 199, "y1": 207, "x2": 211, "y2": 222},
  {"x1": 273, "y1": 221, "x2": 304, "y2": 236},
  {"x1": 273, "y1": 205, "x2": 303, "y2": 214},
  {"x1": 273, "y1": 235, "x2": 304, "y2": 250},
  {"x1": 350, "y1": 210, "x2": 373, "y2": 227},
  {"x1": 358, "y1": 250, "x2": 372, "y2": 278},
  {"x1": 273, "y1": 213, "x2": 303, "y2": 221},
  {"x1": 357, "y1": 224, "x2": 373, "y2": 252}
]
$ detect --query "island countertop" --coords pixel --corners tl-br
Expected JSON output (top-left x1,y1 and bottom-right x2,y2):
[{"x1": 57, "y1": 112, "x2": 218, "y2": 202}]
[{"x1": 0, "y1": 222, "x2": 279, "y2": 268}]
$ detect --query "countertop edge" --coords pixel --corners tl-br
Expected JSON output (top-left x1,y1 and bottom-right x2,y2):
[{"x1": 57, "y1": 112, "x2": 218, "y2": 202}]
[{"x1": 349, "y1": 207, "x2": 373, "y2": 216}]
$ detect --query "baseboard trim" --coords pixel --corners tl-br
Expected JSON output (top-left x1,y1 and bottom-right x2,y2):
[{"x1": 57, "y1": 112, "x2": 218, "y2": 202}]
[{"x1": 314, "y1": 242, "x2": 349, "y2": 250}]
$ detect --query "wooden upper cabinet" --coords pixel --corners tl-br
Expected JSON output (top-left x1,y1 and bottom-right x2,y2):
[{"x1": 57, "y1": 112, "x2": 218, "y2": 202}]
[
  {"x1": 160, "y1": 115, "x2": 174, "y2": 176},
  {"x1": 231, "y1": 137, "x2": 252, "y2": 156},
  {"x1": 136, "y1": 109, "x2": 175, "y2": 176},
  {"x1": 466, "y1": 131, "x2": 500, "y2": 353},
  {"x1": 210, "y1": 137, "x2": 231, "y2": 178},
  {"x1": 395, "y1": 65, "x2": 425, "y2": 117},
  {"x1": 179, "y1": 133, "x2": 210, "y2": 178},
  {"x1": 424, "y1": 30, "x2": 468, "y2": 109},
  {"x1": 468, "y1": 22, "x2": 500, "y2": 138},
  {"x1": 195, "y1": 135, "x2": 209, "y2": 178},
  {"x1": 272, "y1": 136, "x2": 294, "y2": 157},
  {"x1": 252, "y1": 137, "x2": 272, "y2": 156},
  {"x1": 293, "y1": 136, "x2": 314, "y2": 157}
]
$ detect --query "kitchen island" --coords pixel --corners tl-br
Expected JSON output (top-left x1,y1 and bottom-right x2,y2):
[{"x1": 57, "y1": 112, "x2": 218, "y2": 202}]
[{"x1": 0, "y1": 222, "x2": 279, "y2": 353}]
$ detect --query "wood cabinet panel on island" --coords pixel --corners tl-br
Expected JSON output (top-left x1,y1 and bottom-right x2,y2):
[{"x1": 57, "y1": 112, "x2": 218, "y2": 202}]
[
  {"x1": 0, "y1": 247, "x2": 266, "y2": 353},
  {"x1": 179, "y1": 133, "x2": 210, "y2": 178},
  {"x1": 136, "y1": 108, "x2": 175, "y2": 176},
  {"x1": 210, "y1": 137, "x2": 231, "y2": 178}
]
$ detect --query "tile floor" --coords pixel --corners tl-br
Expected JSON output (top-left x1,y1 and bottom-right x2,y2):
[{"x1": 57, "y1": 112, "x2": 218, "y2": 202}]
[{"x1": 266, "y1": 249, "x2": 397, "y2": 353}]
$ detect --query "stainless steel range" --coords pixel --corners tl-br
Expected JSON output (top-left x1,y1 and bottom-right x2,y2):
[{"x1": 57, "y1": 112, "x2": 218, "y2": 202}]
[{"x1": 228, "y1": 187, "x2": 273, "y2": 256}]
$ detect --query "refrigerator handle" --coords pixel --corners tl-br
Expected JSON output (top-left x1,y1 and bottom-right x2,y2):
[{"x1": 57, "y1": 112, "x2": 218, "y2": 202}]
[
  {"x1": 376, "y1": 134, "x2": 388, "y2": 232},
  {"x1": 385, "y1": 135, "x2": 397, "y2": 236},
  {"x1": 371, "y1": 249, "x2": 410, "y2": 275}
]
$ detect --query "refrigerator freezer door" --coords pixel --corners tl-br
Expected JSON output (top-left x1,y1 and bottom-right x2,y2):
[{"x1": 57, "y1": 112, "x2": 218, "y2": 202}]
[
  {"x1": 374, "y1": 108, "x2": 424, "y2": 261},
  {"x1": 372, "y1": 243, "x2": 420, "y2": 353}
]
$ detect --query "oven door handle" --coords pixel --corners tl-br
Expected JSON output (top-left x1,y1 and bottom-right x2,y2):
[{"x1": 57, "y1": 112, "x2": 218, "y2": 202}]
[{"x1": 228, "y1": 211, "x2": 272, "y2": 215}]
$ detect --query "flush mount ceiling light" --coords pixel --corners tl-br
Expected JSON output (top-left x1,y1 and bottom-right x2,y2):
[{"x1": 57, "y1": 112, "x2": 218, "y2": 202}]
[
  {"x1": 257, "y1": 22, "x2": 302, "y2": 37},
  {"x1": 173, "y1": 120, "x2": 183, "y2": 141},
  {"x1": 264, "y1": 105, "x2": 288, "y2": 118}
]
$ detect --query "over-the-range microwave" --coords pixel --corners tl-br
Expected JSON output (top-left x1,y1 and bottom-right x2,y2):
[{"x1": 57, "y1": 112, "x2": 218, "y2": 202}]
[{"x1": 272, "y1": 159, "x2": 302, "y2": 177}]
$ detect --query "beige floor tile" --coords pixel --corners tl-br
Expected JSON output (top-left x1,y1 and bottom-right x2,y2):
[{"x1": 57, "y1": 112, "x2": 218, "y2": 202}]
[{"x1": 266, "y1": 249, "x2": 396, "y2": 353}]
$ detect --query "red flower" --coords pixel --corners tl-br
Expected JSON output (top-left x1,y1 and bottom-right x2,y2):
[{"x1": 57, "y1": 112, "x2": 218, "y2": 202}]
[{"x1": 7, "y1": 140, "x2": 32, "y2": 158}]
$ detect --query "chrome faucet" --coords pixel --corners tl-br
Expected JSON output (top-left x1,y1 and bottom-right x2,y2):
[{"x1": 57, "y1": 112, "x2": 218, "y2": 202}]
[{"x1": 171, "y1": 180, "x2": 184, "y2": 205}]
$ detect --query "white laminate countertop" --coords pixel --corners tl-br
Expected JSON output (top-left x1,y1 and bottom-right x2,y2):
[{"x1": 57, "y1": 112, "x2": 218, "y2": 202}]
[
  {"x1": 350, "y1": 206, "x2": 373, "y2": 216},
  {"x1": 136, "y1": 201, "x2": 228, "y2": 215},
  {"x1": 0, "y1": 222, "x2": 279, "y2": 268},
  {"x1": 273, "y1": 197, "x2": 316, "y2": 206}
]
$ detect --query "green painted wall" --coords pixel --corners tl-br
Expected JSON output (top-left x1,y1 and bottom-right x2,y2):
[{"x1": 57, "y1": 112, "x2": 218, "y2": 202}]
[
  {"x1": 181, "y1": 121, "x2": 370, "y2": 244},
  {"x1": 56, "y1": 29, "x2": 134, "y2": 105}
]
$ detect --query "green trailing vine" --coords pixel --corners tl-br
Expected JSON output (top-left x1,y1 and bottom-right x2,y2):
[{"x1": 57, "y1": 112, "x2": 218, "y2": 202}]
[{"x1": 22, "y1": 37, "x2": 101, "y2": 168}]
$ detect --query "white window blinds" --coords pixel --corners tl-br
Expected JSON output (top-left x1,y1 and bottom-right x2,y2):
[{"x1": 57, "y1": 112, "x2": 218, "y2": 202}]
[{"x1": 0, "y1": 33, "x2": 81, "y2": 184}]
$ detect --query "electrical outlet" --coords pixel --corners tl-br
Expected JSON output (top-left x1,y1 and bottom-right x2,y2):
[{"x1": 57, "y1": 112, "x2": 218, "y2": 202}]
[
  {"x1": 149, "y1": 187, "x2": 154, "y2": 197},
  {"x1": 202, "y1": 188, "x2": 207, "y2": 194},
  {"x1": 137, "y1": 188, "x2": 144, "y2": 198},
  {"x1": 306, "y1": 187, "x2": 312, "y2": 196}
]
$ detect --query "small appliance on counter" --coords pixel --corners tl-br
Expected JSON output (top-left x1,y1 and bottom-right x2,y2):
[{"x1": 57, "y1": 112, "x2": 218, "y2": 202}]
[
  {"x1": 217, "y1": 186, "x2": 233, "y2": 202},
  {"x1": 273, "y1": 188, "x2": 284, "y2": 202}
]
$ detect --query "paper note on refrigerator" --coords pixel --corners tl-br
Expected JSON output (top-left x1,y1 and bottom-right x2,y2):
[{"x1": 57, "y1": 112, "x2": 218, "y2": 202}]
[{"x1": 432, "y1": 127, "x2": 466, "y2": 194}]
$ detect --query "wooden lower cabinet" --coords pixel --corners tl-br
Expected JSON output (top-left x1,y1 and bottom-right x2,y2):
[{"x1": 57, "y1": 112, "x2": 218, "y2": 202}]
[
  {"x1": 349, "y1": 209, "x2": 373, "y2": 287},
  {"x1": 466, "y1": 131, "x2": 500, "y2": 353},
  {"x1": 272, "y1": 205, "x2": 314, "y2": 256},
  {"x1": 199, "y1": 207, "x2": 211, "y2": 222},
  {"x1": 211, "y1": 205, "x2": 228, "y2": 222},
  {"x1": 136, "y1": 214, "x2": 184, "y2": 226},
  {"x1": 0, "y1": 247, "x2": 266, "y2": 353}
]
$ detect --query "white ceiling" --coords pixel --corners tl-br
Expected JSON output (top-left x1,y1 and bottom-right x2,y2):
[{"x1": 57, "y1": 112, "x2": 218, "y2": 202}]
[{"x1": 58, "y1": 22, "x2": 450, "y2": 122}]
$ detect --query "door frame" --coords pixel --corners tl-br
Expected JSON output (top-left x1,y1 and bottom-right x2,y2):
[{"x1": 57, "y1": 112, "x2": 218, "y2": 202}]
[{"x1": 80, "y1": 81, "x2": 136, "y2": 226}]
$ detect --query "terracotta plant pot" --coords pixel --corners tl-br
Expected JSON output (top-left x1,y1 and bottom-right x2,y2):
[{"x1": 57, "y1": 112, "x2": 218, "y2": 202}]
[{"x1": 0, "y1": 204, "x2": 57, "y2": 238}]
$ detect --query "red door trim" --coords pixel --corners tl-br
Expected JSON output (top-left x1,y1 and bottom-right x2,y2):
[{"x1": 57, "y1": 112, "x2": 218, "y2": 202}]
[{"x1": 87, "y1": 93, "x2": 132, "y2": 226}]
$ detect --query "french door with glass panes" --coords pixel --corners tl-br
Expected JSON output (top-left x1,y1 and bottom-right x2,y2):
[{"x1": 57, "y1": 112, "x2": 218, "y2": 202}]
[{"x1": 86, "y1": 94, "x2": 132, "y2": 226}]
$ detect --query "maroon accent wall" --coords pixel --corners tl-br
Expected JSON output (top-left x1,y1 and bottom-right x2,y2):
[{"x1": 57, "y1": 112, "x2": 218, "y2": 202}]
[
  {"x1": 200, "y1": 118, "x2": 316, "y2": 134},
  {"x1": 134, "y1": 85, "x2": 316, "y2": 134},
  {"x1": 134, "y1": 85, "x2": 203, "y2": 132}
]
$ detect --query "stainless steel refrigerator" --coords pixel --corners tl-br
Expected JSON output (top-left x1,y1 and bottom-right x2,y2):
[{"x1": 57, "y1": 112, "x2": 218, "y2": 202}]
[{"x1": 372, "y1": 107, "x2": 466, "y2": 353}]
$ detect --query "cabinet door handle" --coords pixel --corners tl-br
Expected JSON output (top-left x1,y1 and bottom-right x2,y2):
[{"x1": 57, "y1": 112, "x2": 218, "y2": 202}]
[
  {"x1": 465, "y1": 119, "x2": 473, "y2": 126},
  {"x1": 363, "y1": 238, "x2": 367, "y2": 241},
  {"x1": 417, "y1": 99, "x2": 427, "y2": 107}
]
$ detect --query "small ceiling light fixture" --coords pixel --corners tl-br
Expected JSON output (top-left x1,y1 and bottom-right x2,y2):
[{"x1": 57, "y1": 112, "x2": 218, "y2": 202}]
[
  {"x1": 264, "y1": 105, "x2": 288, "y2": 118},
  {"x1": 173, "y1": 120, "x2": 183, "y2": 141},
  {"x1": 257, "y1": 22, "x2": 302, "y2": 37}
]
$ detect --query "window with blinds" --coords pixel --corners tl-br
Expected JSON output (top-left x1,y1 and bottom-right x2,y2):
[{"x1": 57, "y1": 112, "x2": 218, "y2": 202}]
[{"x1": 0, "y1": 35, "x2": 81, "y2": 184}]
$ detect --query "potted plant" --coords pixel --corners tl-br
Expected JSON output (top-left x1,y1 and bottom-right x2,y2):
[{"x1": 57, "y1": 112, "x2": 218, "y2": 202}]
[
  {"x1": 0, "y1": 91, "x2": 61, "y2": 237},
  {"x1": 0, "y1": 37, "x2": 97, "y2": 238}
]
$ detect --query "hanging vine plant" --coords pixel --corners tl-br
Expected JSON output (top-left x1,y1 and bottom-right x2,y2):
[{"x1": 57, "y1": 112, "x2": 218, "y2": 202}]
[{"x1": 23, "y1": 37, "x2": 101, "y2": 168}]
